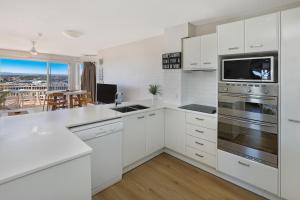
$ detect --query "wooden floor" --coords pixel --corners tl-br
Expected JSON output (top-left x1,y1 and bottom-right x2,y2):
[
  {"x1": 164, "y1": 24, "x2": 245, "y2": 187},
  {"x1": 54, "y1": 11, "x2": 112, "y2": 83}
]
[{"x1": 93, "y1": 153, "x2": 265, "y2": 200}]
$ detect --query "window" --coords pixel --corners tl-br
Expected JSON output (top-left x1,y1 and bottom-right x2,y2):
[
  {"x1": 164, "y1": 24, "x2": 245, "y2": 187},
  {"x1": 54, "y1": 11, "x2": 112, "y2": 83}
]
[
  {"x1": 49, "y1": 63, "x2": 69, "y2": 90},
  {"x1": 0, "y1": 58, "x2": 70, "y2": 111},
  {"x1": 0, "y1": 58, "x2": 48, "y2": 90}
]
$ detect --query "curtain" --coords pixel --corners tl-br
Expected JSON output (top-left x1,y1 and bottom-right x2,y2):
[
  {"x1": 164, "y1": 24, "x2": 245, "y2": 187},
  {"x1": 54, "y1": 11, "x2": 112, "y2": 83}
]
[{"x1": 81, "y1": 62, "x2": 96, "y2": 102}]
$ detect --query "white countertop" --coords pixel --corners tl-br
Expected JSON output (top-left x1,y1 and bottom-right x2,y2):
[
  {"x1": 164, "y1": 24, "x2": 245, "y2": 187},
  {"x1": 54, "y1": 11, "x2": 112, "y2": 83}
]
[{"x1": 0, "y1": 100, "x2": 216, "y2": 185}]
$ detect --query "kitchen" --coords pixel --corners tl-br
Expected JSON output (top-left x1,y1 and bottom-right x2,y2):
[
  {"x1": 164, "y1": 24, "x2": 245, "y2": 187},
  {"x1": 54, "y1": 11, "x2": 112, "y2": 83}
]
[{"x1": 1, "y1": 1, "x2": 300, "y2": 200}]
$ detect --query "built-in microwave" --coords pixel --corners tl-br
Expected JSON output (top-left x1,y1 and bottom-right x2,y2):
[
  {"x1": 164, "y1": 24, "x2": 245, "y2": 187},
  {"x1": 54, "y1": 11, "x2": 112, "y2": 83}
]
[{"x1": 222, "y1": 56, "x2": 275, "y2": 82}]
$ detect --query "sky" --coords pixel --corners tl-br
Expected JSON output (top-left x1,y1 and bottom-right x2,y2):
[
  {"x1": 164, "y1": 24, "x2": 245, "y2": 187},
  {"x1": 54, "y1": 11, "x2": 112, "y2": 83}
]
[{"x1": 0, "y1": 58, "x2": 68, "y2": 75}]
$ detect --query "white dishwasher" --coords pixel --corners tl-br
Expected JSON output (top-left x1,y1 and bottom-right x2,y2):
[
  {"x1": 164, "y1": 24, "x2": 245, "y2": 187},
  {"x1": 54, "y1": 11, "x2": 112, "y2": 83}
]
[{"x1": 70, "y1": 118, "x2": 123, "y2": 195}]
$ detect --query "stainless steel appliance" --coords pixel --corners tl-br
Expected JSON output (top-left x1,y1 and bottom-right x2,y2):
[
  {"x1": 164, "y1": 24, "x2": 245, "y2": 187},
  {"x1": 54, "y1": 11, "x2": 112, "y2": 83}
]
[
  {"x1": 222, "y1": 56, "x2": 275, "y2": 82},
  {"x1": 218, "y1": 82, "x2": 278, "y2": 168}
]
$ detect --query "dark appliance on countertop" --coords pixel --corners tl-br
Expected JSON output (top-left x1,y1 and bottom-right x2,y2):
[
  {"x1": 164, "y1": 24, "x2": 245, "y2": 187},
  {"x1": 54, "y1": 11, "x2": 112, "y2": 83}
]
[
  {"x1": 179, "y1": 104, "x2": 216, "y2": 114},
  {"x1": 218, "y1": 82, "x2": 278, "y2": 168},
  {"x1": 97, "y1": 83, "x2": 117, "y2": 104}
]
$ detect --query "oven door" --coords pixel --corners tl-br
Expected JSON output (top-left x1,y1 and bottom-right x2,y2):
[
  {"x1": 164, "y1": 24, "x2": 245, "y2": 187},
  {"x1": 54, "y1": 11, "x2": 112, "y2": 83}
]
[
  {"x1": 218, "y1": 93, "x2": 277, "y2": 123},
  {"x1": 222, "y1": 57, "x2": 274, "y2": 82},
  {"x1": 218, "y1": 115, "x2": 278, "y2": 168}
]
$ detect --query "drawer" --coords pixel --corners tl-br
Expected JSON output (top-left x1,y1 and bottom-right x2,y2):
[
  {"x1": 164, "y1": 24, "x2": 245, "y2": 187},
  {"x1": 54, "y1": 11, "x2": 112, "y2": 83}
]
[
  {"x1": 186, "y1": 135, "x2": 216, "y2": 155},
  {"x1": 186, "y1": 113, "x2": 217, "y2": 129},
  {"x1": 186, "y1": 146, "x2": 216, "y2": 168},
  {"x1": 217, "y1": 150, "x2": 278, "y2": 195},
  {"x1": 186, "y1": 124, "x2": 217, "y2": 143}
]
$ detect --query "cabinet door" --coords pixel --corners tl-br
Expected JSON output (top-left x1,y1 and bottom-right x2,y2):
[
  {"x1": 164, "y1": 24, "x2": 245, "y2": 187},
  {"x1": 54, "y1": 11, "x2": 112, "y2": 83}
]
[
  {"x1": 146, "y1": 109, "x2": 165, "y2": 154},
  {"x1": 200, "y1": 33, "x2": 217, "y2": 70},
  {"x1": 281, "y1": 7, "x2": 300, "y2": 200},
  {"x1": 245, "y1": 13, "x2": 279, "y2": 53},
  {"x1": 217, "y1": 21, "x2": 244, "y2": 55},
  {"x1": 183, "y1": 36, "x2": 201, "y2": 70},
  {"x1": 165, "y1": 109, "x2": 186, "y2": 154},
  {"x1": 123, "y1": 113, "x2": 146, "y2": 167}
]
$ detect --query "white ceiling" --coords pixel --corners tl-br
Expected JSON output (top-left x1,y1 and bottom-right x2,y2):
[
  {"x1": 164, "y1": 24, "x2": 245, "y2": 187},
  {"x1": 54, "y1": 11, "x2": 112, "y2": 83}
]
[{"x1": 0, "y1": 0, "x2": 299, "y2": 57}]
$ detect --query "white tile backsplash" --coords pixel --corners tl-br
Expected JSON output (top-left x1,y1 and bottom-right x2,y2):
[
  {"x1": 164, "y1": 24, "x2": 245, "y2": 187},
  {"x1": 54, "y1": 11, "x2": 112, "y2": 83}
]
[{"x1": 181, "y1": 71, "x2": 217, "y2": 107}]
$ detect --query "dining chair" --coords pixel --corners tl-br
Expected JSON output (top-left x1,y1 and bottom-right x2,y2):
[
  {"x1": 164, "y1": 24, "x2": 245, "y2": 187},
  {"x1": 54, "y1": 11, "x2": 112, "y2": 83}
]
[{"x1": 46, "y1": 93, "x2": 68, "y2": 111}]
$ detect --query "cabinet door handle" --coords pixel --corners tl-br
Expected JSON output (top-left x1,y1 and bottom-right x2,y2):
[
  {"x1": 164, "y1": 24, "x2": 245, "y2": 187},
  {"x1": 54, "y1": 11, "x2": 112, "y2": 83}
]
[
  {"x1": 250, "y1": 44, "x2": 263, "y2": 48},
  {"x1": 203, "y1": 62, "x2": 211, "y2": 65},
  {"x1": 228, "y1": 47, "x2": 239, "y2": 50},
  {"x1": 137, "y1": 116, "x2": 145, "y2": 119},
  {"x1": 195, "y1": 141, "x2": 204, "y2": 146},
  {"x1": 195, "y1": 153, "x2": 204, "y2": 158},
  {"x1": 195, "y1": 117, "x2": 204, "y2": 121},
  {"x1": 288, "y1": 119, "x2": 300, "y2": 123},
  {"x1": 238, "y1": 161, "x2": 250, "y2": 167},
  {"x1": 195, "y1": 130, "x2": 204, "y2": 134},
  {"x1": 149, "y1": 113, "x2": 156, "y2": 116},
  {"x1": 190, "y1": 62, "x2": 198, "y2": 66}
]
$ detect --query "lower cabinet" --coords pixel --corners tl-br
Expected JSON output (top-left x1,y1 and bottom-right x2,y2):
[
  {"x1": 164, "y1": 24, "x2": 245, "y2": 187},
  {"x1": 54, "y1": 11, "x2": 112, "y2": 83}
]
[
  {"x1": 123, "y1": 109, "x2": 165, "y2": 167},
  {"x1": 146, "y1": 109, "x2": 165, "y2": 155},
  {"x1": 123, "y1": 113, "x2": 147, "y2": 167},
  {"x1": 164, "y1": 109, "x2": 186, "y2": 155},
  {"x1": 217, "y1": 150, "x2": 278, "y2": 195}
]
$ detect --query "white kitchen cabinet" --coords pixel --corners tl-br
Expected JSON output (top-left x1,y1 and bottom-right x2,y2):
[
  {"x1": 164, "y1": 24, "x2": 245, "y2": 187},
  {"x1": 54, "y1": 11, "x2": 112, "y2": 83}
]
[
  {"x1": 183, "y1": 36, "x2": 201, "y2": 70},
  {"x1": 281, "y1": 7, "x2": 300, "y2": 200},
  {"x1": 165, "y1": 109, "x2": 186, "y2": 154},
  {"x1": 0, "y1": 156, "x2": 91, "y2": 200},
  {"x1": 245, "y1": 13, "x2": 279, "y2": 53},
  {"x1": 146, "y1": 109, "x2": 165, "y2": 154},
  {"x1": 218, "y1": 150, "x2": 278, "y2": 195},
  {"x1": 123, "y1": 113, "x2": 147, "y2": 167},
  {"x1": 217, "y1": 21, "x2": 245, "y2": 55},
  {"x1": 200, "y1": 33, "x2": 217, "y2": 70}
]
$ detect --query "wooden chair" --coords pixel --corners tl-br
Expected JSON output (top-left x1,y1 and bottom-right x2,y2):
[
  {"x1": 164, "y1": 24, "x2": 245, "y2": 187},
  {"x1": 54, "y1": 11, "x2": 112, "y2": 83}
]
[
  {"x1": 72, "y1": 92, "x2": 93, "y2": 107},
  {"x1": 46, "y1": 93, "x2": 68, "y2": 111}
]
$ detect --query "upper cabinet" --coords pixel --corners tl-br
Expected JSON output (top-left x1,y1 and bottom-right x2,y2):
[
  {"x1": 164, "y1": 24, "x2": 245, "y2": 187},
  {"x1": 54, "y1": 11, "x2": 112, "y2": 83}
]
[
  {"x1": 200, "y1": 33, "x2": 217, "y2": 70},
  {"x1": 217, "y1": 21, "x2": 245, "y2": 55},
  {"x1": 245, "y1": 13, "x2": 279, "y2": 53},
  {"x1": 183, "y1": 36, "x2": 201, "y2": 70},
  {"x1": 183, "y1": 33, "x2": 217, "y2": 71},
  {"x1": 217, "y1": 12, "x2": 279, "y2": 55}
]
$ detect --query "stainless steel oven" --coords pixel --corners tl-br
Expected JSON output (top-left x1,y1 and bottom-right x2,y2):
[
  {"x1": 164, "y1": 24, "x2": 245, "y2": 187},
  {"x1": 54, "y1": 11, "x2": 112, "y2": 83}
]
[
  {"x1": 222, "y1": 56, "x2": 275, "y2": 82},
  {"x1": 218, "y1": 82, "x2": 278, "y2": 168}
]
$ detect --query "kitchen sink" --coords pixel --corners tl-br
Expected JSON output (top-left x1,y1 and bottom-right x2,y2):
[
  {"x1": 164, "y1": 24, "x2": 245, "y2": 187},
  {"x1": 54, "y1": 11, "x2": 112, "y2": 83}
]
[{"x1": 111, "y1": 104, "x2": 149, "y2": 113}]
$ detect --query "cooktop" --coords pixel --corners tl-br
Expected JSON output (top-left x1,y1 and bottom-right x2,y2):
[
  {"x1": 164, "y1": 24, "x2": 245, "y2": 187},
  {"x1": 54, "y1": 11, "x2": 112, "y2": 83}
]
[{"x1": 179, "y1": 104, "x2": 216, "y2": 114}]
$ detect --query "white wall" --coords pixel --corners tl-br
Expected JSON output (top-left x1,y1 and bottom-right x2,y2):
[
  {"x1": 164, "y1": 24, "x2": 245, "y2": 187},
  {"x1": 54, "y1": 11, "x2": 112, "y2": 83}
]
[{"x1": 98, "y1": 35, "x2": 164, "y2": 101}]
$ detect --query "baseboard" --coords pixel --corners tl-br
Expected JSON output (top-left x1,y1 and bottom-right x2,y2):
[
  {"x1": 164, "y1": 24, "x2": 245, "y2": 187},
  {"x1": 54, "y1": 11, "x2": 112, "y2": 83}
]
[
  {"x1": 122, "y1": 149, "x2": 164, "y2": 174},
  {"x1": 163, "y1": 148, "x2": 281, "y2": 200},
  {"x1": 92, "y1": 175, "x2": 122, "y2": 195}
]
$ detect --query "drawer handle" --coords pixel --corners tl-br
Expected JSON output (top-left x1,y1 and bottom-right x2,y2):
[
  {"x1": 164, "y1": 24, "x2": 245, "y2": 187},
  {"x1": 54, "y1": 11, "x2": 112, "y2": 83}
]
[
  {"x1": 195, "y1": 141, "x2": 204, "y2": 146},
  {"x1": 195, "y1": 130, "x2": 204, "y2": 134},
  {"x1": 137, "y1": 116, "x2": 145, "y2": 119},
  {"x1": 288, "y1": 119, "x2": 300, "y2": 123},
  {"x1": 195, "y1": 117, "x2": 204, "y2": 121},
  {"x1": 203, "y1": 62, "x2": 211, "y2": 65},
  {"x1": 238, "y1": 161, "x2": 250, "y2": 167},
  {"x1": 228, "y1": 47, "x2": 239, "y2": 50},
  {"x1": 250, "y1": 44, "x2": 263, "y2": 48},
  {"x1": 149, "y1": 113, "x2": 156, "y2": 116},
  {"x1": 195, "y1": 153, "x2": 204, "y2": 158},
  {"x1": 190, "y1": 62, "x2": 198, "y2": 66}
]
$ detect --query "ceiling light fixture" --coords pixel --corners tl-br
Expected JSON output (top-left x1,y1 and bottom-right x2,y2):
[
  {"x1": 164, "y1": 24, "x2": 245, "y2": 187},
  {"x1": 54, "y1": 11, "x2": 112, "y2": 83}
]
[
  {"x1": 30, "y1": 41, "x2": 38, "y2": 55},
  {"x1": 62, "y1": 30, "x2": 84, "y2": 39}
]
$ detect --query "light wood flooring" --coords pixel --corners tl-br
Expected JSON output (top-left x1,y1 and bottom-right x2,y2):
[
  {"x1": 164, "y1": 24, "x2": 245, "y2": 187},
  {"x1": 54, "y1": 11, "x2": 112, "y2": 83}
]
[{"x1": 93, "y1": 153, "x2": 265, "y2": 200}]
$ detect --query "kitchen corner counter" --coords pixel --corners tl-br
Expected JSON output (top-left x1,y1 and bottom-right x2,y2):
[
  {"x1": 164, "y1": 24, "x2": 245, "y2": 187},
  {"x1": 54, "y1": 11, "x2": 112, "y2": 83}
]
[{"x1": 0, "y1": 100, "x2": 216, "y2": 186}]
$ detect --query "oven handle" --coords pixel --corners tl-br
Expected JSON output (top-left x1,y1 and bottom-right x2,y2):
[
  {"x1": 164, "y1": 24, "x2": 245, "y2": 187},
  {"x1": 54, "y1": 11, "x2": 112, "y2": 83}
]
[
  {"x1": 219, "y1": 94, "x2": 277, "y2": 104},
  {"x1": 219, "y1": 115, "x2": 278, "y2": 129}
]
